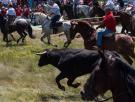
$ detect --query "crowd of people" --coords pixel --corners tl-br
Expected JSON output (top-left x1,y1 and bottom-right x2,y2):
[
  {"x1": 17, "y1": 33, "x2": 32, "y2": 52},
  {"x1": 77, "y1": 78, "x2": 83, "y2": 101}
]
[{"x1": 0, "y1": 0, "x2": 135, "y2": 49}]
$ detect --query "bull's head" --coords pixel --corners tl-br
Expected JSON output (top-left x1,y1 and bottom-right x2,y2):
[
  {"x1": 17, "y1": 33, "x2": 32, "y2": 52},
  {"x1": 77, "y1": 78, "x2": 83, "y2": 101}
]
[{"x1": 36, "y1": 49, "x2": 50, "y2": 67}]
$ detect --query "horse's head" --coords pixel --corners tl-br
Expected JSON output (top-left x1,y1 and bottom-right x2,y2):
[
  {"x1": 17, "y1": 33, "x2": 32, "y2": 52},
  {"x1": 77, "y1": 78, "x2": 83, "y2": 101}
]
[
  {"x1": 70, "y1": 21, "x2": 95, "y2": 40},
  {"x1": 81, "y1": 51, "x2": 124, "y2": 101}
]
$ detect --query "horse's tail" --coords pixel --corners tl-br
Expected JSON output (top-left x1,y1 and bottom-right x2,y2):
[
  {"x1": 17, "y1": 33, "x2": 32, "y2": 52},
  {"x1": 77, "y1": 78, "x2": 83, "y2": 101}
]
[
  {"x1": 27, "y1": 23, "x2": 36, "y2": 39},
  {"x1": 132, "y1": 36, "x2": 135, "y2": 42}
]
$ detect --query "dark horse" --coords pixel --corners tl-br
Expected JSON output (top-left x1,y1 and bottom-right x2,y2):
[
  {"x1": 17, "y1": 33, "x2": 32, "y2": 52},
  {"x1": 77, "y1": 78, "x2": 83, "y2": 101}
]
[
  {"x1": 118, "y1": 12, "x2": 135, "y2": 34},
  {"x1": 81, "y1": 50, "x2": 135, "y2": 102},
  {"x1": 65, "y1": 21, "x2": 135, "y2": 64},
  {"x1": 0, "y1": 17, "x2": 35, "y2": 45},
  {"x1": 89, "y1": 6, "x2": 131, "y2": 33},
  {"x1": 90, "y1": 5, "x2": 105, "y2": 18}
]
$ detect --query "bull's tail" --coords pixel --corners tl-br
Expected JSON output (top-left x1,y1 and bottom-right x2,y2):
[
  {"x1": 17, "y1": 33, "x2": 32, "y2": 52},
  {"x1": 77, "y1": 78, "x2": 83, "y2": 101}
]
[{"x1": 27, "y1": 24, "x2": 36, "y2": 39}]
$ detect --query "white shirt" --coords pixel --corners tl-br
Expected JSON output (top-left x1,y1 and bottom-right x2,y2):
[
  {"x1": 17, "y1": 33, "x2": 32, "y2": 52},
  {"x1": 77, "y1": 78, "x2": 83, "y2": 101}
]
[
  {"x1": 6, "y1": 8, "x2": 16, "y2": 16},
  {"x1": 50, "y1": 3, "x2": 61, "y2": 15}
]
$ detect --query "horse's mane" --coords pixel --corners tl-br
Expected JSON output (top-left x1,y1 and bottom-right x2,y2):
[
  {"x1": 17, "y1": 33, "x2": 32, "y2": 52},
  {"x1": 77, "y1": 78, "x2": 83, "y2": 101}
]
[
  {"x1": 119, "y1": 11, "x2": 132, "y2": 18},
  {"x1": 34, "y1": 12, "x2": 46, "y2": 16},
  {"x1": 114, "y1": 57, "x2": 135, "y2": 96},
  {"x1": 77, "y1": 21, "x2": 95, "y2": 31}
]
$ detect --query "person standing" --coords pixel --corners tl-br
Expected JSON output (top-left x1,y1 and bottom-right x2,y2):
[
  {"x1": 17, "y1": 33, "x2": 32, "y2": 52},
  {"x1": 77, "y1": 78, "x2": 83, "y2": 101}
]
[
  {"x1": 61, "y1": 0, "x2": 75, "y2": 19},
  {"x1": 15, "y1": 5, "x2": 22, "y2": 17},
  {"x1": 22, "y1": 5, "x2": 30, "y2": 18}
]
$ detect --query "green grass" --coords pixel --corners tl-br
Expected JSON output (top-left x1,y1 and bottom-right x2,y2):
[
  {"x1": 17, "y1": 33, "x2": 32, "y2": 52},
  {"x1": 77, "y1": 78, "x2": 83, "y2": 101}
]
[{"x1": 0, "y1": 29, "x2": 113, "y2": 102}]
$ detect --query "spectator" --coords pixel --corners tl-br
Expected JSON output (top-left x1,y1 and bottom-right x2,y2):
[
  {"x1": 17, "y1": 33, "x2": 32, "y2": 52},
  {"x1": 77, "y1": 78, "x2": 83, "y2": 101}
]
[
  {"x1": 2, "y1": 0, "x2": 10, "y2": 7},
  {"x1": 36, "y1": 4, "x2": 44, "y2": 13},
  {"x1": 15, "y1": 5, "x2": 22, "y2": 17},
  {"x1": 61, "y1": 0, "x2": 75, "y2": 19},
  {"x1": 11, "y1": 0, "x2": 17, "y2": 8},
  {"x1": 22, "y1": 5, "x2": 30, "y2": 18}
]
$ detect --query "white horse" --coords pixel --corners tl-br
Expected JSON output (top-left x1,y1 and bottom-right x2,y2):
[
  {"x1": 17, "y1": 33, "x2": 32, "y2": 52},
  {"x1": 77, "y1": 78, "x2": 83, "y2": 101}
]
[
  {"x1": 41, "y1": 15, "x2": 71, "y2": 47},
  {"x1": 31, "y1": 12, "x2": 71, "y2": 47},
  {"x1": 31, "y1": 12, "x2": 47, "y2": 25}
]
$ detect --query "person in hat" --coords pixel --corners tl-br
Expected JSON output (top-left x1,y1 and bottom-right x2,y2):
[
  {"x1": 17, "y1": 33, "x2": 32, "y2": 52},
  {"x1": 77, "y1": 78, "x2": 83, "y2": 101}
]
[{"x1": 96, "y1": 7, "x2": 116, "y2": 50}]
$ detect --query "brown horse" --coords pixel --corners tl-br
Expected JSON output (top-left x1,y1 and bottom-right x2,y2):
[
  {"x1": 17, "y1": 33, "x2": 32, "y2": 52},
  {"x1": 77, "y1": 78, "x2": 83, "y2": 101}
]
[
  {"x1": 81, "y1": 50, "x2": 135, "y2": 102},
  {"x1": 66, "y1": 21, "x2": 135, "y2": 64}
]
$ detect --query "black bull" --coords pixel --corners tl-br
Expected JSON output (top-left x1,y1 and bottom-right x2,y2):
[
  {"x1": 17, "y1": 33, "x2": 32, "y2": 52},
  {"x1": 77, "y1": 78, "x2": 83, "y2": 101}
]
[{"x1": 36, "y1": 48, "x2": 101, "y2": 91}]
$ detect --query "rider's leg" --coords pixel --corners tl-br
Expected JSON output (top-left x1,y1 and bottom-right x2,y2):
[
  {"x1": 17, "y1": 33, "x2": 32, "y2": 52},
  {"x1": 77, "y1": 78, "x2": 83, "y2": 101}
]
[
  {"x1": 97, "y1": 28, "x2": 114, "y2": 48},
  {"x1": 97, "y1": 31, "x2": 103, "y2": 48},
  {"x1": 50, "y1": 15, "x2": 61, "y2": 29}
]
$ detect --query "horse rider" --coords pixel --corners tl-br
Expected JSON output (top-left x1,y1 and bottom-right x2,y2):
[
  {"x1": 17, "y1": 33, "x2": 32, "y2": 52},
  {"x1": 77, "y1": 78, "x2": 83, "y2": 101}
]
[
  {"x1": 6, "y1": 2, "x2": 16, "y2": 25},
  {"x1": 96, "y1": 7, "x2": 116, "y2": 50},
  {"x1": 48, "y1": 0, "x2": 61, "y2": 33}
]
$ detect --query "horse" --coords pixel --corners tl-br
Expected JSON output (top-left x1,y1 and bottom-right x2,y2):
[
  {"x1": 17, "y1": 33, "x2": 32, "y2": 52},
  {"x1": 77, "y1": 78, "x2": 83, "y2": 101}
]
[
  {"x1": 30, "y1": 12, "x2": 47, "y2": 26},
  {"x1": 90, "y1": 5, "x2": 105, "y2": 17},
  {"x1": 29, "y1": 11, "x2": 71, "y2": 47},
  {"x1": 67, "y1": 21, "x2": 135, "y2": 64},
  {"x1": 117, "y1": 11, "x2": 135, "y2": 34},
  {"x1": 89, "y1": 6, "x2": 135, "y2": 34},
  {"x1": 81, "y1": 50, "x2": 135, "y2": 102},
  {"x1": 0, "y1": 17, "x2": 35, "y2": 45}
]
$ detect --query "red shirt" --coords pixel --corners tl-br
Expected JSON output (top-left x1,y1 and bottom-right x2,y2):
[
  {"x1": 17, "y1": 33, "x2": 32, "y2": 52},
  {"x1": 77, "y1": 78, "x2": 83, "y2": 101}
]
[
  {"x1": 16, "y1": 7, "x2": 22, "y2": 16},
  {"x1": 103, "y1": 11, "x2": 116, "y2": 32},
  {"x1": 23, "y1": 7, "x2": 30, "y2": 17}
]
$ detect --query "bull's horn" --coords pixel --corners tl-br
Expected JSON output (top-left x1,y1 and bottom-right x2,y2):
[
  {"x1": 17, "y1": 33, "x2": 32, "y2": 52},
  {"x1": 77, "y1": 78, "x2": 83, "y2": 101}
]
[{"x1": 36, "y1": 51, "x2": 47, "y2": 55}]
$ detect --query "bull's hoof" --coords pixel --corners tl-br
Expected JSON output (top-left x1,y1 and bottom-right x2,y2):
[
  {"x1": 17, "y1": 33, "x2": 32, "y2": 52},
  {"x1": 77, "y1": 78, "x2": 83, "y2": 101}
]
[{"x1": 72, "y1": 83, "x2": 81, "y2": 88}]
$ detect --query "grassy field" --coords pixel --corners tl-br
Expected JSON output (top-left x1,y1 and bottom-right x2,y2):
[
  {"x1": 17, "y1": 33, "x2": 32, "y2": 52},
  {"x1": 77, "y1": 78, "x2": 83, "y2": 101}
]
[{"x1": 0, "y1": 28, "x2": 113, "y2": 102}]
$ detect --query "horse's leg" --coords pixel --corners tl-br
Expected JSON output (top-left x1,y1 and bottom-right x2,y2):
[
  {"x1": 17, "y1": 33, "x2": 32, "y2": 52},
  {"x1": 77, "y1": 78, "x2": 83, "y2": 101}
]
[
  {"x1": 17, "y1": 31, "x2": 24, "y2": 44},
  {"x1": 41, "y1": 32, "x2": 57, "y2": 47},
  {"x1": 123, "y1": 55, "x2": 133, "y2": 65},
  {"x1": 22, "y1": 32, "x2": 27, "y2": 43},
  {"x1": 63, "y1": 32, "x2": 72, "y2": 48},
  {"x1": 9, "y1": 33, "x2": 16, "y2": 41},
  {"x1": 56, "y1": 73, "x2": 66, "y2": 91},
  {"x1": 121, "y1": 26, "x2": 126, "y2": 33},
  {"x1": 64, "y1": 40, "x2": 71, "y2": 48},
  {"x1": 67, "y1": 77, "x2": 81, "y2": 88}
]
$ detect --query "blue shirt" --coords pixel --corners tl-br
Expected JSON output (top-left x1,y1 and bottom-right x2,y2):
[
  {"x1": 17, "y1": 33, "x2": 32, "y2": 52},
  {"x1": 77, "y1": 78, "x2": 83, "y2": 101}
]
[{"x1": 6, "y1": 7, "x2": 16, "y2": 16}]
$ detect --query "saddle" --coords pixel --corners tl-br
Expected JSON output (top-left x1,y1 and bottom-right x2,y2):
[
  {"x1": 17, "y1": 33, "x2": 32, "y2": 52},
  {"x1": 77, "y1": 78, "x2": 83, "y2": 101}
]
[
  {"x1": 53, "y1": 21, "x2": 63, "y2": 34},
  {"x1": 102, "y1": 33, "x2": 115, "y2": 50}
]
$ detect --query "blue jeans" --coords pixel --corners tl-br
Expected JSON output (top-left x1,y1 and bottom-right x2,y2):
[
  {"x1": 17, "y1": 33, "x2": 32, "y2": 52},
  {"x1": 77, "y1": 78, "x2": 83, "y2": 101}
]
[
  {"x1": 97, "y1": 28, "x2": 114, "y2": 47},
  {"x1": 50, "y1": 15, "x2": 61, "y2": 28}
]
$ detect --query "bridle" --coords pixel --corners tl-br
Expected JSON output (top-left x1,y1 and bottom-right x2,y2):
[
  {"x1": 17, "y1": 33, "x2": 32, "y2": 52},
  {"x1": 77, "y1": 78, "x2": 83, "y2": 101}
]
[{"x1": 90, "y1": 56, "x2": 135, "y2": 102}]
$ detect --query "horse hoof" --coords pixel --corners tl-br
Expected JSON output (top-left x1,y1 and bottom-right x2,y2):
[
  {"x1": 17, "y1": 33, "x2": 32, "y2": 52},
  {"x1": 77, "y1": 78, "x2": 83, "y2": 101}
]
[
  {"x1": 54, "y1": 45, "x2": 58, "y2": 47},
  {"x1": 73, "y1": 83, "x2": 81, "y2": 88},
  {"x1": 59, "y1": 86, "x2": 65, "y2": 91}
]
